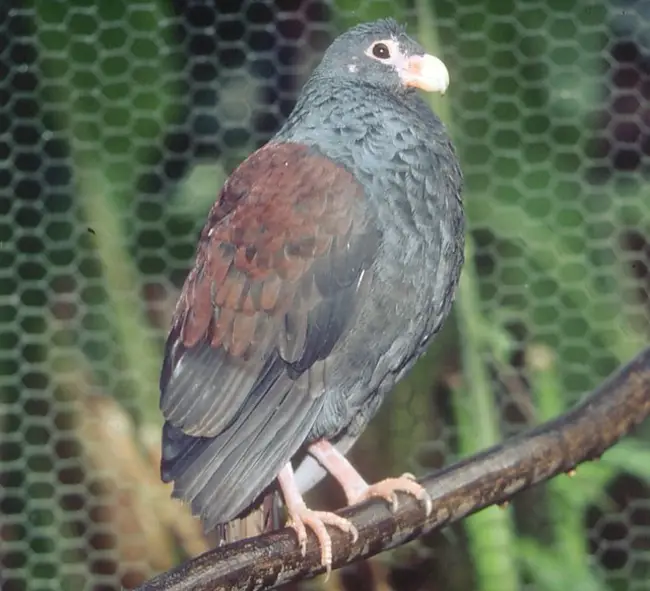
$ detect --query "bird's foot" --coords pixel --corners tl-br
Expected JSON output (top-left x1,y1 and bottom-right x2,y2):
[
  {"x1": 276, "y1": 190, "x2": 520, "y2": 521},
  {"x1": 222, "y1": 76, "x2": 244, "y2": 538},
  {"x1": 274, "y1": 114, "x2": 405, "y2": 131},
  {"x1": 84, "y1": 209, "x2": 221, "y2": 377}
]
[
  {"x1": 287, "y1": 506, "x2": 358, "y2": 575},
  {"x1": 350, "y1": 473, "x2": 433, "y2": 516},
  {"x1": 306, "y1": 441, "x2": 434, "y2": 517},
  {"x1": 278, "y1": 461, "x2": 358, "y2": 577}
]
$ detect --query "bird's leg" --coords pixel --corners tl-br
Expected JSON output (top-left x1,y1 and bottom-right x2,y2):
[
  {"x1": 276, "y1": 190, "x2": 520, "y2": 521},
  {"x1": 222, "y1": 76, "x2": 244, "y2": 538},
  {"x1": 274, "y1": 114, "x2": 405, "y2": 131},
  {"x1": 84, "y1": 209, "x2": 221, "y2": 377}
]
[
  {"x1": 308, "y1": 440, "x2": 432, "y2": 515},
  {"x1": 278, "y1": 462, "x2": 358, "y2": 575}
]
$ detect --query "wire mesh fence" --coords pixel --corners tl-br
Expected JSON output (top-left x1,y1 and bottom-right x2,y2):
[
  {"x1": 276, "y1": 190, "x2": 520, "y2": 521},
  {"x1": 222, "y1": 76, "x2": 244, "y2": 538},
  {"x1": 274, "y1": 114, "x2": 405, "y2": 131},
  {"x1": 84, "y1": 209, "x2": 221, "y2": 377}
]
[{"x1": 1, "y1": 1, "x2": 650, "y2": 590}]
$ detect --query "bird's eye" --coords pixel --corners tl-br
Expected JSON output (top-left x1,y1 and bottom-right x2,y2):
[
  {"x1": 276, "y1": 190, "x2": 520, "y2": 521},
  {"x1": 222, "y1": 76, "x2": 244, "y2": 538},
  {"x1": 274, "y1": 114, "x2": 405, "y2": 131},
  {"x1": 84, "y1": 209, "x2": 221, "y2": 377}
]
[{"x1": 372, "y1": 43, "x2": 391, "y2": 59}]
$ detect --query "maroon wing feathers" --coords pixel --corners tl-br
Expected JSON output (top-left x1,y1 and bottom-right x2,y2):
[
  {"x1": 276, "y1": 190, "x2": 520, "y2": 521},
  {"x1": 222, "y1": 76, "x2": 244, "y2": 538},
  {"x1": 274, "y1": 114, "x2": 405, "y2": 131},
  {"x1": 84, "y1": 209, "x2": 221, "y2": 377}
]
[{"x1": 178, "y1": 142, "x2": 364, "y2": 357}]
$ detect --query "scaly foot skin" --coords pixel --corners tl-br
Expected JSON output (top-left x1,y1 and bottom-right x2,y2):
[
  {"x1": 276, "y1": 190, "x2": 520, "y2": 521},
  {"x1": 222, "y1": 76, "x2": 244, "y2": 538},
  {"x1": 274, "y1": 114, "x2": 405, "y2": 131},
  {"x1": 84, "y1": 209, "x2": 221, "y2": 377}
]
[
  {"x1": 286, "y1": 507, "x2": 359, "y2": 576},
  {"x1": 350, "y1": 472, "x2": 433, "y2": 515}
]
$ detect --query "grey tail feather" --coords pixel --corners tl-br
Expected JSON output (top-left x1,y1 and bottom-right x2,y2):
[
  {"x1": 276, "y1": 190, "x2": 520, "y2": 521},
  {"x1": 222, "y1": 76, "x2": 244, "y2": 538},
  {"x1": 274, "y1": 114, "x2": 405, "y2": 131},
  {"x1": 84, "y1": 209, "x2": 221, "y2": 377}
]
[
  {"x1": 215, "y1": 492, "x2": 284, "y2": 545},
  {"x1": 160, "y1": 349, "x2": 322, "y2": 530},
  {"x1": 160, "y1": 420, "x2": 267, "y2": 524}
]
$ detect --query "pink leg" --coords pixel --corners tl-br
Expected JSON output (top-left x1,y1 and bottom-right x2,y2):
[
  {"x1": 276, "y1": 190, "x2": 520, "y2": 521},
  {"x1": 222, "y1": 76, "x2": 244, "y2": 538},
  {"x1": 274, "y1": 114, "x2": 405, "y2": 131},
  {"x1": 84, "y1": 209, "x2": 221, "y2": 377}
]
[
  {"x1": 278, "y1": 462, "x2": 358, "y2": 575},
  {"x1": 308, "y1": 440, "x2": 432, "y2": 515}
]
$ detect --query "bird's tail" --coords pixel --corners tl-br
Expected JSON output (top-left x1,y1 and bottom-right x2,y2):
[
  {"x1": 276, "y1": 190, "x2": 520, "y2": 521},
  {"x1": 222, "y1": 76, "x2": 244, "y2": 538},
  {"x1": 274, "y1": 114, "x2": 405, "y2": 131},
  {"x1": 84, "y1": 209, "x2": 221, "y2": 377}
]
[{"x1": 215, "y1": 492, "x2": 283, "y2": 545}]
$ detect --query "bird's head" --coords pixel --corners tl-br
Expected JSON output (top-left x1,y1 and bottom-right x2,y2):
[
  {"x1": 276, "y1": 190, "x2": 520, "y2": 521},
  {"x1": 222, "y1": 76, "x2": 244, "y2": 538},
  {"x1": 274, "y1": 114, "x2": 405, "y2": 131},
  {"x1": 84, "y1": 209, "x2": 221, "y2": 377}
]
[{"x1": 312, "y1": 18, "x2": 450, "y2": 96}]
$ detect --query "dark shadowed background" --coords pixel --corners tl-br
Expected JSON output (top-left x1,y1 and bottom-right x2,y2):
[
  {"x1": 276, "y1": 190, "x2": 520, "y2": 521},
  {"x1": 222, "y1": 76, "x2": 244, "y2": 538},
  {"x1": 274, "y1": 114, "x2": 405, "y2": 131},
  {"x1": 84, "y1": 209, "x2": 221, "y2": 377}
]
[{"x1": 1, "y1": 1, "x2": 650, "y2": 590}]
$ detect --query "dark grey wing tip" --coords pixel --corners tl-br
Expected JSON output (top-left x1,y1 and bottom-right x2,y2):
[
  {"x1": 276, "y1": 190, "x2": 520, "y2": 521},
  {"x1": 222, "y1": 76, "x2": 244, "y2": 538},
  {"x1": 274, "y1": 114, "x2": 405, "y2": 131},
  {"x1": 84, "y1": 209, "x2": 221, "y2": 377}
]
[
  {"x1": 160, "y1": 421, "x2": 200, "y2": 483},
  {"x1": 161, "y1": 421, "x2": 239, "y2": 525}
]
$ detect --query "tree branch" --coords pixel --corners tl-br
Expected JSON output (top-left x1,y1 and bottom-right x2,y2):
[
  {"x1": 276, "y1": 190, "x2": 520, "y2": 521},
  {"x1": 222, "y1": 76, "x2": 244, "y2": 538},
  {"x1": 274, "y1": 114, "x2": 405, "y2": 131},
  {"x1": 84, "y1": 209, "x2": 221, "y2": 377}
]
[{"x1": 137, "y1": 347, "x2": 650, "y2": 591}]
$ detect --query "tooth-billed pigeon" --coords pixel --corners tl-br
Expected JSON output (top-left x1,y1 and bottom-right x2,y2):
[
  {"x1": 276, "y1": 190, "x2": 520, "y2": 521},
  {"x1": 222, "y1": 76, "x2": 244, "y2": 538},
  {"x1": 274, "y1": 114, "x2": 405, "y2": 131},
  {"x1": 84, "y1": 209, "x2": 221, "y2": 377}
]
[{"x1": 159, "y1": 18, "x2": 464, "y2": 570}]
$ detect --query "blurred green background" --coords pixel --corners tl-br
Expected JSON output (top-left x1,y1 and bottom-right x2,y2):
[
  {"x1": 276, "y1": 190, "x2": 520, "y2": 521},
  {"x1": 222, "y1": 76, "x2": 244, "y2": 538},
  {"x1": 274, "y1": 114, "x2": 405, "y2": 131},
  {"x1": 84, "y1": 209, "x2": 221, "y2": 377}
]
[{"x1": 1, "y1": 0, "x2": 650, "y2": 590}]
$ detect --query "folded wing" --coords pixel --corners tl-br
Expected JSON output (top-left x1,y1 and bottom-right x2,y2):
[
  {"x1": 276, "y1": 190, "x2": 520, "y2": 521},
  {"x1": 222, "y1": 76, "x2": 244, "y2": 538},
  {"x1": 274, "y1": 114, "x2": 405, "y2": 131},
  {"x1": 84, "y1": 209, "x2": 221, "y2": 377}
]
[{"x1": 159, "y1": 142, "x2": 380, "y2": 526}]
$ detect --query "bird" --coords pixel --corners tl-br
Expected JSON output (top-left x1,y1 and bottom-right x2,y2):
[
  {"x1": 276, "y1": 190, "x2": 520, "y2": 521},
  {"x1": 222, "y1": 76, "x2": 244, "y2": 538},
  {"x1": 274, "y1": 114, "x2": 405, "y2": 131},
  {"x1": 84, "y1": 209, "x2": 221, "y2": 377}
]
[{"x1": 159, "y1": 17, "x2": 464, "y2": 572}]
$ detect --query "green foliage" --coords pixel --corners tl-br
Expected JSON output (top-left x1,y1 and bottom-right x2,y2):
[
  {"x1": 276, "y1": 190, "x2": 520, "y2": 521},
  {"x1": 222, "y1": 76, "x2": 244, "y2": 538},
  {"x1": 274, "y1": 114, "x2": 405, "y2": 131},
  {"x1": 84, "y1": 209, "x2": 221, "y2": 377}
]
[
  {"x1": 33, "y1": 0, "x2": 180, "y2": 201},
  {"x1": 32, "y1": 0, "x2": 181, "y2": 427}
]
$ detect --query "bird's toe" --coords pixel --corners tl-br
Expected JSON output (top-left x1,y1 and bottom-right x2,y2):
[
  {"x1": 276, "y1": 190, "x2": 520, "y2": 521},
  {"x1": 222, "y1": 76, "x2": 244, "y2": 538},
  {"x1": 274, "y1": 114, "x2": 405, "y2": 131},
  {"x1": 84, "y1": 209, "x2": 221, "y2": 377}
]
[
  {"x1": 351, "y1": 474, "x2": 432, "y2": 516},
  {"x1": 286, "y1": 507, "x2": 358, "y2": 576}
]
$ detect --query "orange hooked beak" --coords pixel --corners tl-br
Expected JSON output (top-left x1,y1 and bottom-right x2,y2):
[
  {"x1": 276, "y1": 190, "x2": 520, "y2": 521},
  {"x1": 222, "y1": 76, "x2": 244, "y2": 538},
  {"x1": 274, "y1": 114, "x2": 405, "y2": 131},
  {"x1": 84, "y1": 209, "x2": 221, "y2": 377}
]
[{"x1": 398, "y1": 53, "x2": 450, "y2": 94}]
